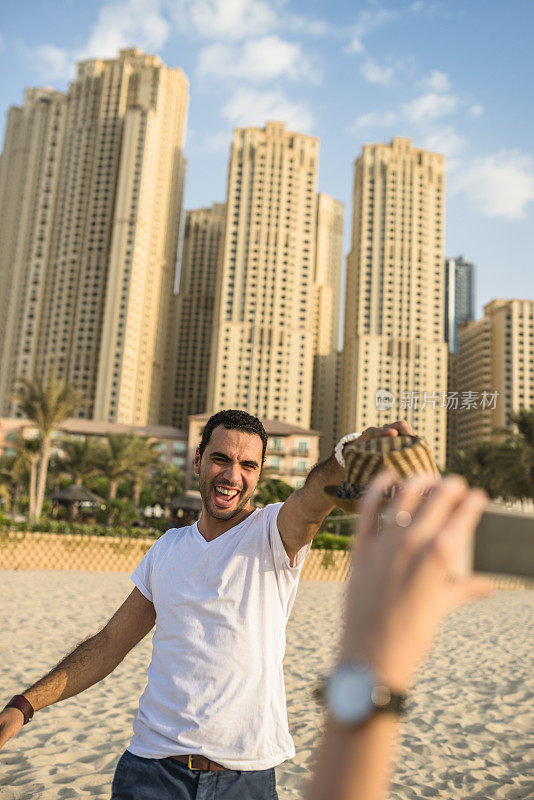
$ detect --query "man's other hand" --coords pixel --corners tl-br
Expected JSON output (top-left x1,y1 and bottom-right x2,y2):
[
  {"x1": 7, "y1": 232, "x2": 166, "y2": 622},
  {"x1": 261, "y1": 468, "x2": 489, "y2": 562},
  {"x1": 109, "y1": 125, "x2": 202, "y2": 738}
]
[
  {"x1": 0, "y1": 707, "x2": 25, "y2": 750},
  {"x1": 356, "y1": 420, "x2": 414, "y2": 444}
]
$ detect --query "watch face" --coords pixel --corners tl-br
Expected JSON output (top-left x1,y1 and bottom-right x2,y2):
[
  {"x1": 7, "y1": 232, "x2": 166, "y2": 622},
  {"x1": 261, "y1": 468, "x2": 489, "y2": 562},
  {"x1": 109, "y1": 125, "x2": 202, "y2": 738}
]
[{"x1": 327, "y1": 664, "x2": 376, "y2": 726}]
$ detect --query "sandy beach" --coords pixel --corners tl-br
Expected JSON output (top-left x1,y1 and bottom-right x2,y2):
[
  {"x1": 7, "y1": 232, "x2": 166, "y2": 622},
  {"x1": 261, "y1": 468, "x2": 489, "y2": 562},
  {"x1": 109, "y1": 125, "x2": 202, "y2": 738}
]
[{"x1": 0, "y1": 570, "x2": 532, "y2": 800}]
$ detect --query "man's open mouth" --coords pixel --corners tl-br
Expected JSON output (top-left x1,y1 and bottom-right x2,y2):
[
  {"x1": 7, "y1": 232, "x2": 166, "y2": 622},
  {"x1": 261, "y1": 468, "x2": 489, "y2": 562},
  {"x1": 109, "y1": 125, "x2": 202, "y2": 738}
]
[{"x1": 213, "y1": 485, "x2": 240, "y2": 505}]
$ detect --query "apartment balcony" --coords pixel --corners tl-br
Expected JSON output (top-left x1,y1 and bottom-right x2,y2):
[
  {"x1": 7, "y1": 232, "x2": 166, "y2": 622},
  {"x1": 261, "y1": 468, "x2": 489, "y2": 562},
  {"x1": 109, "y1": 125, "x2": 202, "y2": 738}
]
[{"x1": 291, "y1": 466, "x2": 309, "y2": 476}]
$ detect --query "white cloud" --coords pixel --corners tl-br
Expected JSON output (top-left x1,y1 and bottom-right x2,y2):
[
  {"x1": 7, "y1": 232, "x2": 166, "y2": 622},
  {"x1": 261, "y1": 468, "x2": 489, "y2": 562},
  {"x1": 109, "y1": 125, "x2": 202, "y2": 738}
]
[
  {"x1": 361, "y1": 56, "x2": 409, "y2": 86},
  {"x1": 469, "y1": 103, "x2": 484, "y2": 119},
  {"x1": 78, "y1": 0, "x2": 170, "y2": 60},
  {"x1": 35, "y1": 45, "x2": 75, "y2": 81},
  {"x1": 422, "y1": 126, "x2": 465, "y2": 158},
  {"x1": 346, "y1": 7, "x2": 398, "y2": 54},
  {"x1": 30, "y1": 0, "x2": 172, "y2": 83},
  {"x1": 403, "y1": 91, "x2": 459, "y2": 123},
  {"x1": 285, "y1": 15, "x2": 329, "y2": 36},
  {"x1": 451, "y1": 151, "x2": 534, "y2": 220},
  {"x1": 222, "y1": 87, "x2": 314, "y2": 132},
  {"x1": 182, "y1": 0, "x2": 276, "y2": 40},
  {"x1": 198, "y1": 35, "x2": 319, "y2": 83},
  {"x1": 424, "y1": 70, "x2": 451, "y2": 92},
  {"x1": 351, "y1": 109, "x2": 399, "y2": 131}
]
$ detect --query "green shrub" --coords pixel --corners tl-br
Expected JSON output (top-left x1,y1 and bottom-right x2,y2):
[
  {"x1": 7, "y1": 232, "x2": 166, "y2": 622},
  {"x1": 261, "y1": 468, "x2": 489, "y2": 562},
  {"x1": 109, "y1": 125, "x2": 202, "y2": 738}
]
[{"x1": 312, "y1": 532, "x2": 353, "y2": 551}]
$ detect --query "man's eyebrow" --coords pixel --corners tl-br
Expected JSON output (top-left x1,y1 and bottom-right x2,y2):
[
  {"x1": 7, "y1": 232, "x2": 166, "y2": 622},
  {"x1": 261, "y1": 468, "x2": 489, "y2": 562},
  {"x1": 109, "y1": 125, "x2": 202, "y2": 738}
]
[
  {"x1": 210, "y1": 451, "x2": 260, "y2": 469},
  {"x1": 210, "y1": 451, "x2": 231, "y2": 460},
  {"x1": 240, "y1": 459, "x2": 260, "y2": 469}
]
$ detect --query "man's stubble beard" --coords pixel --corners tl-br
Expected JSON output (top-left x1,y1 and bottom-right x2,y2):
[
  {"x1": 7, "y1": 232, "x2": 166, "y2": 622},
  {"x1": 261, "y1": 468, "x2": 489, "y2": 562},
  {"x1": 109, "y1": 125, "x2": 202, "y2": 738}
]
[{"x1": 199, "y1": 470, "x2": 256, "y2": 521}]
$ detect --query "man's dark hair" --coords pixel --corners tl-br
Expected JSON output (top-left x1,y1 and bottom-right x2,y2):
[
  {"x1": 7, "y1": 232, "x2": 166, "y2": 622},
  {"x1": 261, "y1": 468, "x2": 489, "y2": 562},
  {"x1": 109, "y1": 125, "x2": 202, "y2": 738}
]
[{"x1": 198, "y1": 409, "x2": 268, "y2": 463}]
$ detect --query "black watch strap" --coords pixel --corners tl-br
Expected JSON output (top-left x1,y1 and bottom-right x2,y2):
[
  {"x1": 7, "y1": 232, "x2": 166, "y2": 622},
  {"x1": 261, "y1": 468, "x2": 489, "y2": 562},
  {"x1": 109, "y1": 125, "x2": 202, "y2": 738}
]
[{"x1": 4, "y1": 694, "x2": 35, "y2": 724}]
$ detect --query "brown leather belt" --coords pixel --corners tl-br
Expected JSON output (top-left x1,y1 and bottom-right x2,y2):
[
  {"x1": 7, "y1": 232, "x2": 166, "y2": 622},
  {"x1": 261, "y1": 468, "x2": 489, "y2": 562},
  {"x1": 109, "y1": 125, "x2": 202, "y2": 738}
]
[{"x1": 171, "y1": 754, "x2": 229, "y2": 772}]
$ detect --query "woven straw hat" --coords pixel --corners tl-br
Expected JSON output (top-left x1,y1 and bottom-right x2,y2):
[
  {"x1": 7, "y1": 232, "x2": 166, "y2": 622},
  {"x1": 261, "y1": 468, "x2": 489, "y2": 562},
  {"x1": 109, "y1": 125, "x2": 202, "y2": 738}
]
[{"x1": 324, "y1": 434, "x2": 439, "y2": 512}]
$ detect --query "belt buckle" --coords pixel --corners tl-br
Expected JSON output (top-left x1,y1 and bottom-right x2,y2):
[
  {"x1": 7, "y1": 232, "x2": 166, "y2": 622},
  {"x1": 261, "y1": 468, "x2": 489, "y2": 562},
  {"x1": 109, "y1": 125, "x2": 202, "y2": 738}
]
[{"x1": 188, "y1": 754, "x2": 200, "y2": 771}]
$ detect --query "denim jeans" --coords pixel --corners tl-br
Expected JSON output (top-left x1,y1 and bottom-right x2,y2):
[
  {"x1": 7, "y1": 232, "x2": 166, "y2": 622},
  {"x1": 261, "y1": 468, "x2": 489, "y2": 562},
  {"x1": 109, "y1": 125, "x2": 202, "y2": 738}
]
[{"x1": 110, "y1": 749, "x2": 279, "y2": 800}]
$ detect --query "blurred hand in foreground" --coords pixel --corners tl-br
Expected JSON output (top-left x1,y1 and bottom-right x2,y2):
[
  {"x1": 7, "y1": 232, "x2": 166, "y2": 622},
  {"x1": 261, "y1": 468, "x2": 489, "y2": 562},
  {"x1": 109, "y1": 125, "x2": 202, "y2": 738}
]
[
  {"x1": 308, "y1": 472, "x2": 492, "y2": 800},
  {"x1": 341, "y1": 471, "x2": 492, "y2": 691}
]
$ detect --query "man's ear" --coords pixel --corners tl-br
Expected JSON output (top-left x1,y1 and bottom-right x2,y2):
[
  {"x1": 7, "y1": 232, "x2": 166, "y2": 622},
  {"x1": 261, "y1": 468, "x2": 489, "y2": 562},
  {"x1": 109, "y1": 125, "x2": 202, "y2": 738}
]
[{"x1": 194, "y1": 447, "x2": 201, "y2": 476}]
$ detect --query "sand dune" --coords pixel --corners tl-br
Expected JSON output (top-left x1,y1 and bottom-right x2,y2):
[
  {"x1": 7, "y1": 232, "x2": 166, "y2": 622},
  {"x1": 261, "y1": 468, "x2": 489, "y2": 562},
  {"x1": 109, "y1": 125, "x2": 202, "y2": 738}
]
[{"x1": 0, "y1": 571, "x2": 532, "y2": 800}]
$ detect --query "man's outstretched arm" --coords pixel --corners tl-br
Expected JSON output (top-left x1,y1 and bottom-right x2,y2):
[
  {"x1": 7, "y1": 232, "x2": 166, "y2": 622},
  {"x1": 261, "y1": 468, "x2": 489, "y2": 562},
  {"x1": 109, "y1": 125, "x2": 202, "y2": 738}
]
[
  {"x1": 0, "y1": 587, "x2": 155, "y2": 749},
  {"x1": 277, "y1": 421, "x2": 414, "y2": 563}
]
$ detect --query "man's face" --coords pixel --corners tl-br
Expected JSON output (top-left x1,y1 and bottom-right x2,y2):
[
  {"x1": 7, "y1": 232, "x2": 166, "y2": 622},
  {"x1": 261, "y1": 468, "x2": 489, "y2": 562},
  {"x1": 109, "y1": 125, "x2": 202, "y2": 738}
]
[{"x1": 194, "y1": 426, "x2": 263, "y2": 521}]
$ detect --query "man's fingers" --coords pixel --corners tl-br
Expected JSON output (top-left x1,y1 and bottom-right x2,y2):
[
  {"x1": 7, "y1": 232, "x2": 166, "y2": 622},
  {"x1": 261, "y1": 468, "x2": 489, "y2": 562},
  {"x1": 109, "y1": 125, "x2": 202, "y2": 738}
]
[{"x1": 388, "y1": 420, "x2": 413, "y2": 436}]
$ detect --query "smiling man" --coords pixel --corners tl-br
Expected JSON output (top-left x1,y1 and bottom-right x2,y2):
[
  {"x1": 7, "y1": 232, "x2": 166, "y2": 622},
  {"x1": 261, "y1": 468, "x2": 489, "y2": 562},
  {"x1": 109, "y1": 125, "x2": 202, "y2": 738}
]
[{"x1": 0, "y1": 408, "x2": 413, "y2": 800}]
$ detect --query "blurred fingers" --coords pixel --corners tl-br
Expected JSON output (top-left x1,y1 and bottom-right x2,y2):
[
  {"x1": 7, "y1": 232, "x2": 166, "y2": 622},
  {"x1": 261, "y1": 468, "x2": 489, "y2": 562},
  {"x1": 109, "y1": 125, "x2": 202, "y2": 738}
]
[
  {"x1": 446, "y1": 575, "x2": 493, "y2": 609},
  {"x1": 354, "y1": 470, "x2": 397, "y2": 551},
  {"x1": 405, "y1": 476, "x2": 470, "y2": 547},
  {"x1": 432, "y1": 487, "x2": 488, "y2": 572},
  {"x1": 381, "y1": 473, "x2": 440, "y2": 535}
]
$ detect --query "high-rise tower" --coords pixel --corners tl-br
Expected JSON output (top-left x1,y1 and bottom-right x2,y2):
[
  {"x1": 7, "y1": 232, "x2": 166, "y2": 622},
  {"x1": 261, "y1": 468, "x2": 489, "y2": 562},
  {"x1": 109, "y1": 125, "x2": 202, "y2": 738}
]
[
  {"x1": 310, "y1": 194, "x2": 344, "y2": 459},
  {"x1": 169, "y1": 203, "x2": 226, "y2": 429},
  {"x1": 341, "y1": 138, "x2": 447, "y2": 466},
  {"x1": 207, "y1": 122, "x2": 319, "y2": 427},
  {"x1": 445, "y1": 255, "x2": 475, "y2": 353},
  {"x1": 456, "y1": 299, "x2": 534, "y2": 450},
  {"x1": 0, "y1": 49, "x2": 188, "y2": 425}
]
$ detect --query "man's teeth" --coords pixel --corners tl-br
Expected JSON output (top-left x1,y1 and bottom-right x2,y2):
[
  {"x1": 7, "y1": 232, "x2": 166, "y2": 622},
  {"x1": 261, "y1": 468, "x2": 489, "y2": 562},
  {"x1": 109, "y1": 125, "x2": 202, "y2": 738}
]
[{"x1": 215, "y1": 487, "x2": 239, "y2": 497}]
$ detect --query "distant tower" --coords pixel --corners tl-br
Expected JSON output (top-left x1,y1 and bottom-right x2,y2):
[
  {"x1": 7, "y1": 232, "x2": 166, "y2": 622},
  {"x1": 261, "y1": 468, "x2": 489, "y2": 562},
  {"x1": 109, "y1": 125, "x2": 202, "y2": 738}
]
[
  {"x1": 341, "y1": 138, "x2": 447, "y2": 467},
  {"x1": 456, "y1": 299, "x2": 534, "y2": 450},
  {"x1": 207, "y1": 121, "x2": 319, "y2": 427},
  {"x1": 445, "y1": 256, "x2": 475, "y2": 353},
  {"x1": 310, "y1": 194, "x2": 344, "y2": 459},
  {"x1": 169, "y1": 203, "x2": 226, "y2": 429},
  {"x1": 0, "y1": 49, "x2": 189, "y2": 426}
]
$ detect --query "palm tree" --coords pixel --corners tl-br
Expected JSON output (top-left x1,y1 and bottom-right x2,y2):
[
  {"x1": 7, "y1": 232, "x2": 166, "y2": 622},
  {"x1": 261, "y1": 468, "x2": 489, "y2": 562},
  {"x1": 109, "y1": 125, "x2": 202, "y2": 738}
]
[
  {"x1": 17, "y1": 435, "x2": 41, "y2": 519},
  {"x1": 151, "y1": 464, "x2": 185, "y2": 510},
  {"x1": 13, "y1": 375, "x2": 83, "y2": 520},
  {"x1": 0, "y1": 456, "x2": 13, "y2": 513},
  {"x1": 254, "y1": 477, "x2": 294, "y2": 507},
  {"x1": 60, "y1": 437, "x2": 105, "y2": 487},
  {"x1": 448, "y1": 441, "x2": 503, "y2": 498},
  {"x1": 508, "y1": 408, "x2": 534, "y2": 502},
  {"x1": 101, "y1": 434, "x2": 160, "y2": 501}
]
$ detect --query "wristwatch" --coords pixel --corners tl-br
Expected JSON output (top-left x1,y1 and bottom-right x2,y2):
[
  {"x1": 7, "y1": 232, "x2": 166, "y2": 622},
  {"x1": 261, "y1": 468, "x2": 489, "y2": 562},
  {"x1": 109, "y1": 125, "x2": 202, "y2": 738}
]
[{"x1": 318, "y1": 660, "x2": 407, "y2": 727}]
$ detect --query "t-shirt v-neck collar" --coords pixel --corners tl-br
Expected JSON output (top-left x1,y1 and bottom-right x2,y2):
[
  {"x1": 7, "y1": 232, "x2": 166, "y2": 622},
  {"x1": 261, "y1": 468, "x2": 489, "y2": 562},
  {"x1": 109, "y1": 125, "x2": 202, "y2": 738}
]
[{"x1": 193, "y1": 508, "x2": 260, "y2": 547}]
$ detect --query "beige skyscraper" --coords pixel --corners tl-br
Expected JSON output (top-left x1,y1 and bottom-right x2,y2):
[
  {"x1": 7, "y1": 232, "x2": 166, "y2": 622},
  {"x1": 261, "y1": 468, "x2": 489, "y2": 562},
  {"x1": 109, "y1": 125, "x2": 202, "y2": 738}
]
[
  {"x1": 342, "y1": 138, "x2": 447, "y2": 466},
  {"x1": 310, "y1": 194, "x2": 345, "y2": 459},
  {"x1": 169, "y1": 203, "x2": 226, "y2": 429},
  {"x1": 207, "y1": 121, "x2": 319, "y2": 427},
  {"x1": 456, "y1": 299, "x2": 534, "y2": 450},
  {"x1": 0, "y1": 88, "x2": 68, "y2": 409},
  {"x1": 0, "y1": 49, "x2": 188, "y2": 426}
]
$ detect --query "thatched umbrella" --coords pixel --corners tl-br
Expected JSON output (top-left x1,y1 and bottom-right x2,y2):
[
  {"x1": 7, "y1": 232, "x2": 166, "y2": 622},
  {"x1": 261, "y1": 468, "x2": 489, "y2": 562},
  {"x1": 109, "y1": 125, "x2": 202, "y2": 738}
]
[
  {"x1": 51, "y1": 484, "x2": 106, "y2": 520},
  {"x1": 169, "y1": 490, "x2": 202, "y2": 524}
]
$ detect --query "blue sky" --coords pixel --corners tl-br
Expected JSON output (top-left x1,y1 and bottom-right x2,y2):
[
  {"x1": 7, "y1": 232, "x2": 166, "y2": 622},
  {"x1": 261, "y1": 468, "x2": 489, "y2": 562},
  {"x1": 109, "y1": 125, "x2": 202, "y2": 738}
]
[{"x1": 1, "y1": 0, "x2": 533, "y2": 317}]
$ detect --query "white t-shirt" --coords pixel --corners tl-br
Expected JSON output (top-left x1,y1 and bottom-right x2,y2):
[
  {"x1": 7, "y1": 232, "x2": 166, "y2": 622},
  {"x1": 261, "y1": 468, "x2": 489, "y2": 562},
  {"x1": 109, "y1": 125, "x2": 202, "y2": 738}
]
[{"x1": 127, "y1": 502, "x2": 310, "y2": 770}]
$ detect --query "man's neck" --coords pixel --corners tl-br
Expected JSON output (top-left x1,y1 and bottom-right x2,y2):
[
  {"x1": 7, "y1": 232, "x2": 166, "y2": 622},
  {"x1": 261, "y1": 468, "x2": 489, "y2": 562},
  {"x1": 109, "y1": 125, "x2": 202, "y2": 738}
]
[{"x1": 196, "y1": 505, "x2": 256, "y2": 542}]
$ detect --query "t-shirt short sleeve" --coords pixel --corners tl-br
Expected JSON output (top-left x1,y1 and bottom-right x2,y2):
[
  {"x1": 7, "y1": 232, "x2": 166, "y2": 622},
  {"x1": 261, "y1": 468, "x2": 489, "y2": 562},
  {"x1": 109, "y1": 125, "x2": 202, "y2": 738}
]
[
  {"x1": 131, "y1": 538, "x2": 162, "y2": 602},
  {"x1": 265, "y1": 502, "x2": 311, "y2": 573}
]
